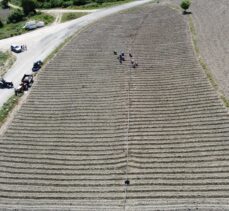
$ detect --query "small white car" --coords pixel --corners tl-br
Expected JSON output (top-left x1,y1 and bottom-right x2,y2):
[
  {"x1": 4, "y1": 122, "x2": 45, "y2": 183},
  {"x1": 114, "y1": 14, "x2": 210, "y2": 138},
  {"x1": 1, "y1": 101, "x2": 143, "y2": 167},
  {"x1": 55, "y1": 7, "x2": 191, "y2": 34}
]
[{"x1": 10, "y1": 45, "x2": 22, "y2": 53}]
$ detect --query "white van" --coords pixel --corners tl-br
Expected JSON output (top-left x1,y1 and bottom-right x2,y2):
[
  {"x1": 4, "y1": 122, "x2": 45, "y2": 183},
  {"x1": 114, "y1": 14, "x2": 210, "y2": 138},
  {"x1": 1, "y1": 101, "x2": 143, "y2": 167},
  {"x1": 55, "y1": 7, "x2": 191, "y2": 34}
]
[
  {"x1": 36, "y1": 21, "x2": 45, "y2": 28},
  {"x1": 23, "y1": 21, "x2": 37, "y2": 30}
]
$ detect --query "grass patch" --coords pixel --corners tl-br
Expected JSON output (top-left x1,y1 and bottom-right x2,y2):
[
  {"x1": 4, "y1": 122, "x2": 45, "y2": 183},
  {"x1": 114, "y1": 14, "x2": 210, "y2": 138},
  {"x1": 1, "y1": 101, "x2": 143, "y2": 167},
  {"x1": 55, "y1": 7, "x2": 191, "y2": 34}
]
[
  {"x1": 0, "y1": 12, "x2": 54, "y2": 40},
  {"x1": 0, "y1": 51, "x2": 16, "y2": 77},
  {"x1": 11, "y1": 0, "x2": 133, "y2": 9},
  {"x1": 189, "y1": 16, "x2": 199, "y2": 54},
  {"x1": 9, "y1": 0, "x2": 21, "y2": 6},
  {"x1": 70, "y1": 0, "x2": 133, "y2": 9},
  {"x1": 0, "y1": 51, "x2": 9, "y2": 66},
  {"x1": 221, "y1": 95, "x2": 229, "y2": 108},
  {"x1": 28, "y1": 12, "x2": 55, "y2": 24},
  {"x1": 0, "y1": 94, "x2": 20, "y2": 126},
  {"x1": 61, "y1": 12, "x2": 87, "y2": 23},
  {"x1": 199, "y1": 57, "x2": 218, "y2": 89}
]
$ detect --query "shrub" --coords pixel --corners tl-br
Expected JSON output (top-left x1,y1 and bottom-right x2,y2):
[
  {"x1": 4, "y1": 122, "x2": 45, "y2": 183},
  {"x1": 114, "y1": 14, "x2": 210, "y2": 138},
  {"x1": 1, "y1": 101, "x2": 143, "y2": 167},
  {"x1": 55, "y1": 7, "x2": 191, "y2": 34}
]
[
  {"x1": 50, "y1": 0, "x2": 63, "y2": 7},
  {"x1": 21, "y1": 0, "x2": 37, "y2": 15},
  {"x1": 180, "y1": 0, "x2": 191, "y2": 13},
  {"x1": 7, "y1": 9, "x2": 24, "y2": 23},
  {"x1": 1, "y1": 0, "x2": 9, "y2": 9},
  {"x1": 73, "y1": 0, "x2": 87, "y2": 6},
  {"x1": 96, "y1": 0, "x2": 104, "y2": 4},
  {"x1": 42, "y1": 2, "x2": 52, "y2": 8},
  {"x1": 62, "y1": 1, "x2": 73, "y2": 7},
  {"x1": 0, "y1": 19, "x2": 3, "y2": 28}
]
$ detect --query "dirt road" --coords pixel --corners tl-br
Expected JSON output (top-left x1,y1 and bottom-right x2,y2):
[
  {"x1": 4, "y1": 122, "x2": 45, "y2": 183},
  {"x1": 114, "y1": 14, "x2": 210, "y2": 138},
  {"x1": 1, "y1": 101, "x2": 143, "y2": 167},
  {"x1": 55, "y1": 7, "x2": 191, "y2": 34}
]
[{"x1": 0, "y1": 0, "x2": 151, "y2": 108}]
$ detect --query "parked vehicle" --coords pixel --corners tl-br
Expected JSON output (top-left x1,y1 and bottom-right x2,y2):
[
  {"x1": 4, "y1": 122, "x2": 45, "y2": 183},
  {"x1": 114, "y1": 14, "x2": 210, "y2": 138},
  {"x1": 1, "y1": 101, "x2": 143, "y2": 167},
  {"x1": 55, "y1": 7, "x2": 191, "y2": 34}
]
[
  {"x1": 10, "y1": 45, "x2": 22, "y2": 53},
  {"x1": 21, "y1": 74, "x2": 34, "y2": 87},
  {"x1": 15, "y1": 83, "x2": 28, "y2": 96},
  {"x1": 32, "y1": 60, "x2": 43, "y2": 72},
  {"x1": 15, "y1": 74, "x2": 34, "y2": 95},
  {"x1": 23, "y1": 21, "x2": 37, "y2": 30},
  {"x1": 0, "y1": 78, "x2": 13, "y2": 89},
  {"x1": 23, "y1": 21, "x2": 45, "y2": 30},
  {"x1": 36, "y1": 21, "x2": 45, "y2": 28}
]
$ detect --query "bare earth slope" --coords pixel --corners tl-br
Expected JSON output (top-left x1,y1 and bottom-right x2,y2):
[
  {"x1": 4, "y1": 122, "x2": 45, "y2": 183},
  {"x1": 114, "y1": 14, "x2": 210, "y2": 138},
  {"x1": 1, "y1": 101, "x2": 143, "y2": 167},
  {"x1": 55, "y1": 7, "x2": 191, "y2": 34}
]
[
  {"x1": 1, "y1": 4, "x2": 229, "y2": 211},
  {"x1": 191, "y1": 0, "x2": 229, "y2": 98},
  {"x1": 164, "y1": 0, "x2": 229, "y2": 99}
]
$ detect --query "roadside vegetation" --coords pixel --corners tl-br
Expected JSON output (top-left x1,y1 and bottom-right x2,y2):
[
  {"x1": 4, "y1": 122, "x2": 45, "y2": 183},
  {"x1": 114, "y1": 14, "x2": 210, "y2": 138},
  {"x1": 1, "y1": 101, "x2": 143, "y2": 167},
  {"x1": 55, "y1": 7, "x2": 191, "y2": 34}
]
[
  {"x1": 0, "y1": 94, "x2": 20, "y2": 127},
  {"x1": 0, "y1": 7, "x2": 54, "y2": 39},
  {"x1": 0, "y1": 51, "x2": 16, "y2": 76},
  {"x1": 70, "y1": 0, "x2": 133, "y2": 9},
  {"x1": 10, "y1": 0, "x2": 133, "y2": 9},
  {"x1": 180, "y1": 0, "x2": 191, "y2": 14},
  {"x1": 61, "y1": 12, "x2": 87, "y2": 22}
]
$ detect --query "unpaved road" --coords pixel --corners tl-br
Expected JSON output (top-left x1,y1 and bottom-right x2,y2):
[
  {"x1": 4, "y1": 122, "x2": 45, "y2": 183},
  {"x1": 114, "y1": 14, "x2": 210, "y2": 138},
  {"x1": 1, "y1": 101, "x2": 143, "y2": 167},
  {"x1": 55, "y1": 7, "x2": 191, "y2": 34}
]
[
  {"x1": 42, "y1": 9, "x2": 98, "y2": 24},
  {"x1": 0, "y1": 0, "x2": 151, "y2": 108}
]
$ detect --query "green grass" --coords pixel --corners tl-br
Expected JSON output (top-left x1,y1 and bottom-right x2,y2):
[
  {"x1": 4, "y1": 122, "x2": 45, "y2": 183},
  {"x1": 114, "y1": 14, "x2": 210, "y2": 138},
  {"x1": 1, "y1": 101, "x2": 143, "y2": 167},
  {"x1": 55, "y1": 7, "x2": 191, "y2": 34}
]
[
  {"x1": 28, "y1": 12, "x2": 55, "y2": 24},
  {"x1": 9, "y1": 0, "x2": 21, "y2": 6},
  {"x1": 189, "y1": 16, "x2": 199, "y2": 54},
  {"x1": 0, "y1": 12, "x2": 54, "y2": 40},
  {"x1": 0, "y1": 51, "x2": 9, "y2": 66},
  {"x1": 0, "y1": 95, "x2": 20, "y2": 126},
  {"x1": 0, "y1": 51, "x2": 16, "y2": 76},
  {"x1": 10, "y1": 0, "x2": 133, "y2": 9},
  {"x1": 221, "y1": 95, "x2": 229, "y2": 108},
  {"x1": 199, "y1": 57, "x2": 218, "y2": 89},
  {"x1": 61, "y1": 12, "x2": 87, "y2": 23},
  {"x1": 70, "y1": 0, "x2": 133, "y2": 9}
]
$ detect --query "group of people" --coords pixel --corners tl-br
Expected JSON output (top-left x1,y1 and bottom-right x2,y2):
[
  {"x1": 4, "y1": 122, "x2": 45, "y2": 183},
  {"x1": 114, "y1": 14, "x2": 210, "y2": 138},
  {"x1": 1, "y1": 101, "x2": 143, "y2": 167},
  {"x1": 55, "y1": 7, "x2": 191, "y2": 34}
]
[
  {"x1": 21, "y1": 44, "x2": 27, "y2": 51},
  {"x1": 114, "y1": 51, "x2": 138, "y2": 68}
]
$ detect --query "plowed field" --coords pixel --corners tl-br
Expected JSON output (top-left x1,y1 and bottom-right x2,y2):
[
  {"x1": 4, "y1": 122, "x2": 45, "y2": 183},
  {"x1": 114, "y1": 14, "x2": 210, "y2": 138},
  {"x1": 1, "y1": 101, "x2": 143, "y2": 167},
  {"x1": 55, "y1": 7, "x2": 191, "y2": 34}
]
[
  {"x1": 191, "y1": 0, "x2": 229, "y2": 98},
  {"x1": 1, "y1": 4, "x2": 229, "y2": 210},
  {"x1": 165, "y1": 0, "x2": 229, "y2": 99}
]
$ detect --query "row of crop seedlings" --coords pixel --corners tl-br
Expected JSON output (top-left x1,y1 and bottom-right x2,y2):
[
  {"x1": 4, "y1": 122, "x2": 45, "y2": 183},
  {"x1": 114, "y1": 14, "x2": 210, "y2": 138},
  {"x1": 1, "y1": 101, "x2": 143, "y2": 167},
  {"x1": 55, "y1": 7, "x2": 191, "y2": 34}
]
[
  {"x1": 0, "y1": 6, "x2": 148, "y2": 206},
  {"x1": 125, "y1": 6, "x2": 229, "y2": 203}
]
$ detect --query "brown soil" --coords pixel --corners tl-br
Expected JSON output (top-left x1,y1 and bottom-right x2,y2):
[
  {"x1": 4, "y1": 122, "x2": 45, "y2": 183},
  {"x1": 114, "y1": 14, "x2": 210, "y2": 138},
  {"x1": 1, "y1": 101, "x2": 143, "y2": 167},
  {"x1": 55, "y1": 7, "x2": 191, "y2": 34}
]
[{"x1": 1, "y1": 3, "x2": 229, "y2": 210}]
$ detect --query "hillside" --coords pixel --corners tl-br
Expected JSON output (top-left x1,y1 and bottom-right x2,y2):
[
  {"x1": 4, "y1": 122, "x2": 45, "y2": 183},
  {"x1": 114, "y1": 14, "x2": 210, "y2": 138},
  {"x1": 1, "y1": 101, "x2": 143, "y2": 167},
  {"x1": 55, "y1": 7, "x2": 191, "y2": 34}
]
[{"x1": 0, "y1": 4, "x2": 229, "y2": 210}]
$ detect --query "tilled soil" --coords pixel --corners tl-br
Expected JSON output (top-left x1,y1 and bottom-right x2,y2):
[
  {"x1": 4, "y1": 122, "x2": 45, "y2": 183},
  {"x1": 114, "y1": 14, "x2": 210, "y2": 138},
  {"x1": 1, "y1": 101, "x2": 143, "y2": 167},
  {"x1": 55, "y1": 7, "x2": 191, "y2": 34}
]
[
  {"x1": 191, "y1": 0, "x2": 229, "y2": 98},
  {"x1": 1, "y1": 4, "x2": 229, "y2": 211},
  {"x1": 164, "y1": 0, "x2": 229, "y2": 99}
]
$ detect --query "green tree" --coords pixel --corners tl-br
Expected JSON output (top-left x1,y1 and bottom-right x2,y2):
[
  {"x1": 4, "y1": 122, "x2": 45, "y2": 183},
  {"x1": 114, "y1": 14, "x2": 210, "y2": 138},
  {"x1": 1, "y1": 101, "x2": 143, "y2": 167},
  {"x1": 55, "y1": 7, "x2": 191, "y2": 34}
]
[
  {"x1": 7, "y1": 9, "x2": 24, "y2": 23},
  {"x1": 1, "y1": 0, "x2": 9, "y2": 9},
  {"x1": 180, "y1": 0, "x2": 191, "y2": 13},
  {"x1": 96, "y1": 0, "x2": 104, "y2": 4},
  {"x1": 50, "y1": 0, "x2": 62, "y2": 7},
  {"x1": 21, "y1": 0, "x2": 37, "y2": 15},
  {"x1": 73, "y1": 0, "x2": 87, "y2": 6},
  {"x1": 0, "y1": 19, "x2": 3, "y2": 28}
]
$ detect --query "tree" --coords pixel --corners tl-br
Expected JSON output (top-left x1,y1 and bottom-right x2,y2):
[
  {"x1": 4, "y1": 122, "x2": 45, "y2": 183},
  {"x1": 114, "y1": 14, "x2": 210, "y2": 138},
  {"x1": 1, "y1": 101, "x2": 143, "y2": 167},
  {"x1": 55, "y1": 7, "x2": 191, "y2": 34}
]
[
  {"x1": 0, "y1": 19, "x2": 3, "y2": 28},
  {"x1": 96, "y1": 0, "x2": 104, "y2": 4},
  {"x1": 73, "y1": 0, "x2": 87, "y2": 6},
  {"x1": 21, "y1": 0, "x2": 37, "y2": 15},
  {"x1": 1, "y1": 0, "x2": 9, "y2": 9},
  {"x1": 180, "y1": 0, "x2": 191, "y2": 14},
  {"x1": 7, "y1": 9, "x2": 24, "y2": 23}
]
